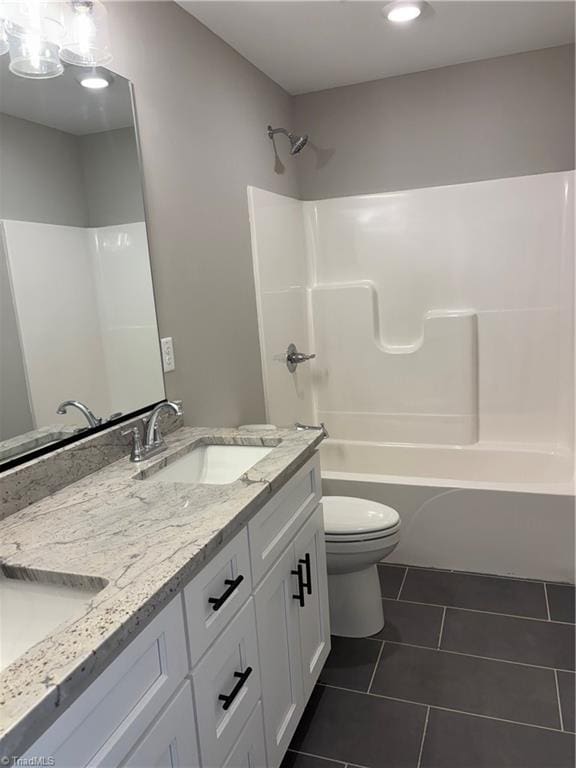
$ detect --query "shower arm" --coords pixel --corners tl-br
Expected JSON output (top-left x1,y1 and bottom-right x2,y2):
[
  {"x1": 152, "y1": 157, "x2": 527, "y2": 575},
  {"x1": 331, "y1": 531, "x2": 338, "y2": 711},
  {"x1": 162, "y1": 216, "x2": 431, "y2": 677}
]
[{"x1": 267, "y1": 126, "x2": 290, "y2": 140}]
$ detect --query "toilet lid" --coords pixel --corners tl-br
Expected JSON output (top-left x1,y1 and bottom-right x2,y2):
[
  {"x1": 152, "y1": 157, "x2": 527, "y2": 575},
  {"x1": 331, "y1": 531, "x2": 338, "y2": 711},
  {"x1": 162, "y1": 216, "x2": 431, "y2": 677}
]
[{"x1": 322, "y1": 496, "x2": 400, "y2": 536}]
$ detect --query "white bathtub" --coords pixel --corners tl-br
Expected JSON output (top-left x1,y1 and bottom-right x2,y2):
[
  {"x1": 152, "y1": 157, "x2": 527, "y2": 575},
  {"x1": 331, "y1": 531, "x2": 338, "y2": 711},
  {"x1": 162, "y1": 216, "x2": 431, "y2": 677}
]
[
  {"x1": 321, "y1": 440, "x2": 575, "y2": 494},
  {"x1": 321, "y1": 440, "x2": 575, "y2": 583}
]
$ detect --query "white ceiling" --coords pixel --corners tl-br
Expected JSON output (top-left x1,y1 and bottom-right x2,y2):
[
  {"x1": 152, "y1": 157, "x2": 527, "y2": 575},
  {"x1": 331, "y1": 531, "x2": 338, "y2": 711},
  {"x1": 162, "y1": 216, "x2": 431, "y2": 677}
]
[
  {"x1": 179, "y1": 1, "x2": 575, "y2": 94},
  {"x1": 0, "y1": 57, "x2": 134, "y2": 135}
]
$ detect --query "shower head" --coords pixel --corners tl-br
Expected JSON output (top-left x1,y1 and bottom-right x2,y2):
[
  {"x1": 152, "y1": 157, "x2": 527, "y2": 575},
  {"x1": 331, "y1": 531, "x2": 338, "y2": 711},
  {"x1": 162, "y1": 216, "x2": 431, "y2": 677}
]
[
  {"x1": 289, "y1": 133, "x2": 308, "y2": 154},
  {"x1": 267, "y1": 125, "x2": 309, "y2": 155}
]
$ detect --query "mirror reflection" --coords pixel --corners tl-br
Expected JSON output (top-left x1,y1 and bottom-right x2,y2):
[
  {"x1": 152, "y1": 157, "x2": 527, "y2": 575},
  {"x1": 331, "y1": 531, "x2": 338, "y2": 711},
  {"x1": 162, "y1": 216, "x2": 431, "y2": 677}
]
[{"x1": 0, "y1": 58, "x2": 165, "y2": 465}]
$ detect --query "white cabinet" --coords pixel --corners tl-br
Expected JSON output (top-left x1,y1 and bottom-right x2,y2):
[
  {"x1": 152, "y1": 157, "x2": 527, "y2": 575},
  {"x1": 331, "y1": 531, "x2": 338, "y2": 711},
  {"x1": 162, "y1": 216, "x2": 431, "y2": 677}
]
[
  {"x1": 254, "y1": 546, "x2": 304, "y2": 768},
  {"x1": 254, "y1": 497, "x2": 330, "y2": 768},
  {"x1": 122, "y1": 683, "x2": 200, "y2": 768},
  {"x1": 22, "y1": 596, "x2": 189, "y2": 768},
  {"x1": 22, "y1": 454, "x2": 328, "y2": 768},
  {"x1": 293, "y1": 503, "x2": 331, "y2": 701}
]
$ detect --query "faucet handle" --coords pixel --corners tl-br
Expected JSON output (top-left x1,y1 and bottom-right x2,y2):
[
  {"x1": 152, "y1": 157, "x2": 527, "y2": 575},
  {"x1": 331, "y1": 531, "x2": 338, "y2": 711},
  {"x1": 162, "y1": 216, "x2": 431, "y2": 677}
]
[{"x1": 122, "y1": 423, "x2": 145, "y2": 462}]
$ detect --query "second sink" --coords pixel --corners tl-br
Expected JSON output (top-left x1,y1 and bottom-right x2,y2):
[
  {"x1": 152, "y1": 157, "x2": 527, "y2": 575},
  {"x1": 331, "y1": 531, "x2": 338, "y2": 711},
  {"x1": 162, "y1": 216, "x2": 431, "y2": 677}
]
[{"x1": 140, "y1": 443, "x2": 275, "y2": 485}]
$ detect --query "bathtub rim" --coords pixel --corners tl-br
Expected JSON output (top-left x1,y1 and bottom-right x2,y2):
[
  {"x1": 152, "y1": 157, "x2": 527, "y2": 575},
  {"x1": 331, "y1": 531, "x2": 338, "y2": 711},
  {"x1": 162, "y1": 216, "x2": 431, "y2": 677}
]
[{"x1": 321, "y1": 468, "x2": 575, "y2": 496}]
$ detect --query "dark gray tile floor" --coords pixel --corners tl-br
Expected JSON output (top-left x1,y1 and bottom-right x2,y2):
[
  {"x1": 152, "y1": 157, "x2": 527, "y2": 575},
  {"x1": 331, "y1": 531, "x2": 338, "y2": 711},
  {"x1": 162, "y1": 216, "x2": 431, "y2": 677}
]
[
  {"x1": 547, "y1": 584, "x2": 576, "y2": 624},
  {"x1": 284, "y1": 564, "x2": 576, "y2": 768}
]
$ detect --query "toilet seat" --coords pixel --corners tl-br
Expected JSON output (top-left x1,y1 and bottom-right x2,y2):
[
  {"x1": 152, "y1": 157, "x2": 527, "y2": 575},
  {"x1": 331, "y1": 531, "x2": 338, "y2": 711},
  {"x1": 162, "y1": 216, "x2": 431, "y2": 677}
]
[{"x1": 323, "y1": 496, "x2": 400, "y2": 543}]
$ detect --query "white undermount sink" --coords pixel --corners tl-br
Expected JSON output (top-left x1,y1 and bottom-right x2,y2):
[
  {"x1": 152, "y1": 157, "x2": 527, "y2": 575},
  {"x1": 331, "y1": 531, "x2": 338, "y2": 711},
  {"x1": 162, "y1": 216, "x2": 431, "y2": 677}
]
[
  {"x1": 143, "y1": 444, "x2": 274, "y2": 485},
  {"x1": 0, "y1": 574, "x2": 101, "y2": 672}
]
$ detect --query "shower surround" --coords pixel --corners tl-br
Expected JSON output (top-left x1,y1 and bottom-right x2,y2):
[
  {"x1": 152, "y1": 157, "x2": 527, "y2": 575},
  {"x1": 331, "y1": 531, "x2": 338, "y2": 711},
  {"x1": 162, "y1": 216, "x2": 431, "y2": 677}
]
[{"x1": 248, "y1": 171, "x2": 575, "y2": 582}]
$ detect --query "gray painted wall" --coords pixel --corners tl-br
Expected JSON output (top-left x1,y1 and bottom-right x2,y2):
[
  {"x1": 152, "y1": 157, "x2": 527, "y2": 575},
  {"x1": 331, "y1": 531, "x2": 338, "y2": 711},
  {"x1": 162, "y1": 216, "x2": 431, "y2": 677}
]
[
  {"x1": 0, "y1": 115, "x2": 144, "y2": 228},
  {"x1": 108, "y1": 1, "x2": 300, "y2": 427},
  {"x1": 79, "y1": 128, "x2": 145, "y2": 227},
  {"x1": 1, "y1": 14, "x2": 572, "y2": 431},
  {"x1": 0, "y1": 113, "x2": 88, "y2": 226},
  {"x1": 0, "y1": 232, "x2": 33, "y2": 440},
  {"x1": 294, "y1": 45, "x2": 575, "y2": 199}
]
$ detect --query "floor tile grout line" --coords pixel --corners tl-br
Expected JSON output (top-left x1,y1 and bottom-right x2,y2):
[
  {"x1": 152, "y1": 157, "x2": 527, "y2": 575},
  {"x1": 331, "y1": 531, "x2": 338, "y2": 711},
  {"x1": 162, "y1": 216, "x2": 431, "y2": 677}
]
[
  {"x1": 437, "y1": 606, "x2": 447, "y2": 649},
  {"x1": 287, "y1": 748, "x2": 349, "y2": 766},
  {"x1": 416, "y1": 706, "x2": 430, "y2": 768},
  {"x1": 383, "y1": 562, "x2": 576, "y2": 588},
  {"x1": 396, "y1": 567, "x2": 409, "y2": 600},
  {"x1": 367, "y1": 639, "x2": 386, "y2": 693},
  {"x1": 544, "y1": 582, "x2": 552, "y2": 621},
  {"x1": 317, "y1": 683, "x2": 566, "y2": 734},
  {"x1": 381, "y1": 596, "x2": 574, "y2": 626},
  {"x1": 554, "y1": 669, "x2": 565, "y2": 731},
  {"x1": 347, "y1": 764, "x2": 371, "y2": 768},
  {"x1": 380, "y1": 638, "x2": 575, "y2": 673}
]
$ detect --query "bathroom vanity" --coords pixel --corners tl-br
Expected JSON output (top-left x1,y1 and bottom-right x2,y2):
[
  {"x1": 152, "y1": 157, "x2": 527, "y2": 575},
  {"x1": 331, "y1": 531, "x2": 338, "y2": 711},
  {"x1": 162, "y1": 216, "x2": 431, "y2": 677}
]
[{"x1": 0, "y1": 426, "x2": 329, "y2": 768}]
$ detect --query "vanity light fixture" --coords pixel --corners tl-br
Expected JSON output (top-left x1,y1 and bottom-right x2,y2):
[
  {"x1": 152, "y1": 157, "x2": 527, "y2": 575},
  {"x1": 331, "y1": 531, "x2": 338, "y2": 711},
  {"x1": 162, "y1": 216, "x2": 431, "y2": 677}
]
[
  {"x1": 3, "y1": 2, "x2": 64, "y2": 79},
  {"x1": 0, "y1": 16, "x2": 8, "y2": 56},
  {"x1": 0, "y1": 0, "x2": 112, "y2": 79},
  {"x1": 60, "y1": 0, "x2": 112, "y2": 67},
  {"x1": 383, "y1": 1, "x2": 425, "y2": 23}
]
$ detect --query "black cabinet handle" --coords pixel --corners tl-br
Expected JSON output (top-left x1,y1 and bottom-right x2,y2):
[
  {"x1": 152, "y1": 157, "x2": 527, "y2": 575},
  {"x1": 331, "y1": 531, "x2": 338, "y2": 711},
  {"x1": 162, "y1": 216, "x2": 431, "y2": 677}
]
[
  {"x1": 291, "y1": 563, "x2": 305, "y2": 607},
  {"x1": 208, "y1": 575, "x2": 244, "y2": 611},
  {"x1": 300, "y1": 553, "x2": 312, "y2": 595},
  {"x1": 218, "y1": 667, "x2": 253, "y2": 710}
]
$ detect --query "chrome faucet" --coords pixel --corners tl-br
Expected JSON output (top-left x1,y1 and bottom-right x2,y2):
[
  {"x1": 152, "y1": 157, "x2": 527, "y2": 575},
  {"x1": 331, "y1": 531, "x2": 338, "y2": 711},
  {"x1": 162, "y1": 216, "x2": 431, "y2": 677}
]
[
  {"x1": 123, "y1": 400, "x2": 183, "y2": 462},
  {"x1": 57, "y1": 400, "x2": 102, "y2": 428}
]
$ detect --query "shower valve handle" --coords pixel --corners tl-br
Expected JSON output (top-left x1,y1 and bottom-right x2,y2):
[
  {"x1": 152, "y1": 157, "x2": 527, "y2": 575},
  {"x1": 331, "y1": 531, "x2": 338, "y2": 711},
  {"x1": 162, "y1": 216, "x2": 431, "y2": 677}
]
[{"x1": 286, "y1": 343, "x2": 316, "y2": 373}]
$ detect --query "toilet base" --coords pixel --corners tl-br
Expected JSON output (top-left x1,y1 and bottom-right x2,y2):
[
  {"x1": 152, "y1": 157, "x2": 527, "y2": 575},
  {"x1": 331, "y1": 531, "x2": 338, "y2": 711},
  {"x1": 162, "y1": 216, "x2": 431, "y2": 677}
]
[{"x1": 328, "y1": 565, "x2": 385, "y2": 637}]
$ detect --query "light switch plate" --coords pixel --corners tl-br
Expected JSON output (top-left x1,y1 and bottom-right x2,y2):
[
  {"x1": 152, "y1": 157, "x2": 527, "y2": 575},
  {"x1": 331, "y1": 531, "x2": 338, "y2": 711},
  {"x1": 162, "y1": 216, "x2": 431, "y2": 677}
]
[{"x1": 161, "y1": 337, "x2": 175, "y2": 372}]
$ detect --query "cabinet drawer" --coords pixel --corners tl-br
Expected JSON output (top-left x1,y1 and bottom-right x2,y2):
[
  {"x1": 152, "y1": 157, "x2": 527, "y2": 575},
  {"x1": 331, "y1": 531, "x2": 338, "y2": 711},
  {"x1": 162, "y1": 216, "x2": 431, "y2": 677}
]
[
  {"x1": 249, "y1": 454, "x2": 321, "y2": 585},
  {"x1": 121, "y1": 683, "x2": 200, "y2": 768},
  {"x1": 191, "y1": 598, "x2": 261, "y2": 768},
  {"x1": 222, "y1": 702, "x2": 266, "y2": 768},
  {"x1": 184, "y1": 528, "x2": 252, "y2": 666},
  {"x1": 23, "y1": 596, "x2": 188, "y2": 768}
]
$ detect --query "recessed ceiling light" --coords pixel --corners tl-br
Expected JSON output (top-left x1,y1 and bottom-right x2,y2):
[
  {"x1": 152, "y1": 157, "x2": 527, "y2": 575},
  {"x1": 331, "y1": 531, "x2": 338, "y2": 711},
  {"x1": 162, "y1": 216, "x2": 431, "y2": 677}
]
[
  {"x1": 80, "y1": 76, "x2": 109, "y2": 89},
  {"x1": 383, "y1": 2, "x2": 424, "y2": 23},
  {"x1": 76, "y1": 69, "x2": 113, "y2": 90}
]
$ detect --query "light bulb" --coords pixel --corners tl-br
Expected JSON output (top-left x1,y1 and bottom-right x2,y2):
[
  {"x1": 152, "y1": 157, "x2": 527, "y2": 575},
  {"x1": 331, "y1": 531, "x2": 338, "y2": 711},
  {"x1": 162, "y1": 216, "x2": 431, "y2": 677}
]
[
  {"x1": 80, "y1": 75, "x2": 108, "y2": 89},
  {"x1": 60, "y1": 0, "x2": 112, "y2": 67},
  {"x1": 384, "y1": 2, "x2": 423, "y2": 23}
]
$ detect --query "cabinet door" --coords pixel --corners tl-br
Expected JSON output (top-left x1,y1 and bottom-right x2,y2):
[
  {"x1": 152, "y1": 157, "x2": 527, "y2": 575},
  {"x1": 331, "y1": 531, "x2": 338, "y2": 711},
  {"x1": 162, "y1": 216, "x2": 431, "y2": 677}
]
[
  {"x1": 222, "y1": 702, "x2": 267, "y2": 768},
  {"x1": 122, "y1": 682, "x2": 200, "y2": 768},
  {"x1": 293, "y1": 504, "x2": 331, "y2": 700},
  {"x1": 254, "y1": 546, "x2": 304, "y2": 768}
]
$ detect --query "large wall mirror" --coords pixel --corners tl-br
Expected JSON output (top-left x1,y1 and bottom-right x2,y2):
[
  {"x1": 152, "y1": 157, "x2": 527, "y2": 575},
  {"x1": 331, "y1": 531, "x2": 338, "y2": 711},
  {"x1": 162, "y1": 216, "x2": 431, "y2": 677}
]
[{"x1": 0, "y1": 59, "x2": 165, "y2": 467}]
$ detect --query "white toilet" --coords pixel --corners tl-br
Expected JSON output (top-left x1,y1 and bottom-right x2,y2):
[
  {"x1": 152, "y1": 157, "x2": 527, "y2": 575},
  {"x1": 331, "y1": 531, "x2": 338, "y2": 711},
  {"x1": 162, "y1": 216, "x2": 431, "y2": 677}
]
[{"x1": 322, "y1": 496, "x2": 401, "y2": 637}]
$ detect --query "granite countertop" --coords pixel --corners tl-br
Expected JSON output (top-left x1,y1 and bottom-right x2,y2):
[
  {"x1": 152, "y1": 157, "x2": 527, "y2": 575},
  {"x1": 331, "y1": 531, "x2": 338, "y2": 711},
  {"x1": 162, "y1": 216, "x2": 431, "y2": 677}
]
[{"x1": 0, "y1": 425, "x2": 323, "y2": 758}]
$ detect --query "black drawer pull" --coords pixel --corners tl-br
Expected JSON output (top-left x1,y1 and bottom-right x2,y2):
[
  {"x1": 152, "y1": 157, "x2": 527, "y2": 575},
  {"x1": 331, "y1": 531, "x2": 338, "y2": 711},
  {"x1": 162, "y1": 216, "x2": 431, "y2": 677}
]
[
  {"x1": 300, "y1": 553, "x2": 312, "y2": 595},
  {"x1": 291, "y1": 563, "x2": 305, "y2": 607},
  {"x1": 208, "y1": 575, "x2": 244, "y2": 611},
  {"x1": 219, "y1": 667, "x2": 253, "y2": 710}
]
